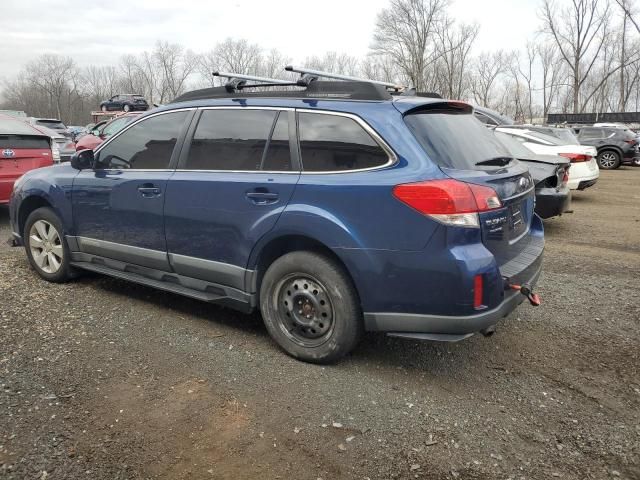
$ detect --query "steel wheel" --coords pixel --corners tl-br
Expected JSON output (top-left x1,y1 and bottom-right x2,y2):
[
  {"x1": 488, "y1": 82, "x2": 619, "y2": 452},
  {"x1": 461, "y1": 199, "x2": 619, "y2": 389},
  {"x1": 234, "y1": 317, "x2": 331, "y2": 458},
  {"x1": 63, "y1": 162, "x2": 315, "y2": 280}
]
[
  {"x1": 29, "y1": 219, "x2": 63, "y2": 274},
  {"x1": 276, "y1": 274, "x2": 335, "y2": 347},
  {"x1": 123, "y1": 104, "x2": 131, "y2": 112},
  {"x1": 599, "y1": 152, "x2": 618, "y2": 169}
]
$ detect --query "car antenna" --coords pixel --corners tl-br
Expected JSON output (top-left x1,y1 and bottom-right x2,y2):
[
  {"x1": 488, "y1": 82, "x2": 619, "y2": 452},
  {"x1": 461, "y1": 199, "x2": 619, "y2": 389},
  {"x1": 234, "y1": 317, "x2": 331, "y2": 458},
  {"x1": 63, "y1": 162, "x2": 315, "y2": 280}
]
[
  {"x1": 284, "y1": 65, "x2": 407, "y2": 93},
  {"x1": 212, "y1": 71, "x2": 299, "y2": 92}
]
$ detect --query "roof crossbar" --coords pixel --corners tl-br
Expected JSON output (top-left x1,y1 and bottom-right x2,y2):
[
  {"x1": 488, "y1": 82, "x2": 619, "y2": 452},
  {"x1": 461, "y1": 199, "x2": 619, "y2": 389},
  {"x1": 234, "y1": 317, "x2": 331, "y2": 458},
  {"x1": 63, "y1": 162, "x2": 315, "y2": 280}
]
[
  {"x1": 212, "y1": 71, "x2": 298, "y2": 92},
  {"x1": 284, "y1": 65, "x2": 406, "y2": 91}
]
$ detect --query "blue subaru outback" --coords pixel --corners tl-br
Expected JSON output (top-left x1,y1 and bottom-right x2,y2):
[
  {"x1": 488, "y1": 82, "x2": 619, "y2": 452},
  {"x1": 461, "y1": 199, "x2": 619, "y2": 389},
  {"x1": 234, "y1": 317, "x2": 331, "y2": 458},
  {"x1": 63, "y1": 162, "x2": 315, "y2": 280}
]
[{"x1": 9, "y1": 78, "x2": 543, "y2": 363}]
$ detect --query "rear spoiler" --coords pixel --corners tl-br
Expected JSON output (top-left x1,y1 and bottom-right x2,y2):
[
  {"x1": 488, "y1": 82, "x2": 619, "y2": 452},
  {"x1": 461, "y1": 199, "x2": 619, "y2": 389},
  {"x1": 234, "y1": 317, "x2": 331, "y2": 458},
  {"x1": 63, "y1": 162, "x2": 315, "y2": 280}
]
[{"x1": 402, "y1": 101, "x2": 473, "y2": 116}]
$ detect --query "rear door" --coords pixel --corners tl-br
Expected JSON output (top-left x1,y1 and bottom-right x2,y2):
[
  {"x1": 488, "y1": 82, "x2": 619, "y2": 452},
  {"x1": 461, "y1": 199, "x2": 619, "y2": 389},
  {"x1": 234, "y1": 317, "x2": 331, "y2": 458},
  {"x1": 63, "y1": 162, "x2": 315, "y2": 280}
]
[
  {"x1": 0, "y1": 135, "x2": 52, "y2": 201},
  {"x1": 404, "y1": 107, "x2": 537, "y2": 267},
  {"x1": 163, "y1": 108, "x2": 299, "y2": 291}
]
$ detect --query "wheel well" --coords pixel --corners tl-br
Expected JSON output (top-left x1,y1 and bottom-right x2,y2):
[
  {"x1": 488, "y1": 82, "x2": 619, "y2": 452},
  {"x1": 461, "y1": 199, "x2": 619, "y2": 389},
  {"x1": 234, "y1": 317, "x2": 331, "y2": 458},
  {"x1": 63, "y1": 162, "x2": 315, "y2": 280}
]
[
  {"x1": 254, "y1": 235, "x2": 360, "y2": 303},
  {"x1": 18, "y1": 196, "x2": 51, "y2": 237}
]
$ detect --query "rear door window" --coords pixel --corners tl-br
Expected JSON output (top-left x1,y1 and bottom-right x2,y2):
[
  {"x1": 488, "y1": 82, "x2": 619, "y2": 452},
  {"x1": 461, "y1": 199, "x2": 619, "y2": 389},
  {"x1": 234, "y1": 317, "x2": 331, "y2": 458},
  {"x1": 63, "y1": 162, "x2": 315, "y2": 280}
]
[
  {"x1": 298, "y1": 112, "x2": 389, "y2": 172},
  {"x1": 405, "y1": 111, "x2": 511, "y2": 169},
  {"x1": 184, "y1": 109, "x2": 276, "y2": 171}
]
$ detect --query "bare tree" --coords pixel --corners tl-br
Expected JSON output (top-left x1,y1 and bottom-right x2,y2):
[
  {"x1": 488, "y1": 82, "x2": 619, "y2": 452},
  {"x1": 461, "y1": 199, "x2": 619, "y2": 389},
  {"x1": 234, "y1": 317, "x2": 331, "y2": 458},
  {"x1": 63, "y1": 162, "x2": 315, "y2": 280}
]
[
  {"x1": 433, "y1": 20, "x2": 478, "y2": 99},
  {"x1": 540, "y1": 0, "x2": 611, "y2": 113},
  {"x1": 153, "y1": 41, "x2": 198, "y2": 102},
  {"x1": 470, "y1": 50, "x2": 510, "y2": 109},
  {"x1": 371, "y1": 0, "x2": 449, "y2": 89},
  {"x1": 25, "y1": 54, "x2": 77, "y2": 119},
  {"x1": 537, "y1": 42, "x2": 566, "y2": 119}
]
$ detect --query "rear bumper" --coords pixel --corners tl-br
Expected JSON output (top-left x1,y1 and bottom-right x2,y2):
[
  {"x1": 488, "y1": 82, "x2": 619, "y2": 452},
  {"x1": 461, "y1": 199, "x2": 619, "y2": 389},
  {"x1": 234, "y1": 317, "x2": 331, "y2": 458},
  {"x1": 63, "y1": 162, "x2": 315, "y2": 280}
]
[
  {"x1": 535, "y1": 187, "x2": 571, "y2": 219},
  {"x1": 363, "y1": 240, "x2": 543, "y2": 337},
  {"x1": 577, "y1": 178, "x2": 598, "y2": 190}
]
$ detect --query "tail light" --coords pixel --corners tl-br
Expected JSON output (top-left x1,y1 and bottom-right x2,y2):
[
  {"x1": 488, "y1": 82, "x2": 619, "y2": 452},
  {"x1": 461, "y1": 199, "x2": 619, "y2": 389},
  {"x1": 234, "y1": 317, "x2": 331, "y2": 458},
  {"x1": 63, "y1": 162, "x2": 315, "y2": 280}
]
[
  {"x1": 561, "y1": 167, "x2": 570, "y2": 185},
  {"x1": 559, "y1": 153, "x2": 590, "y2": 163},
  {"x1": 392, "y1": 178, "x2": 502, "y2": 228},
  {"x1": 624, "y1": 139, "x2": 636, "y2": 145}
]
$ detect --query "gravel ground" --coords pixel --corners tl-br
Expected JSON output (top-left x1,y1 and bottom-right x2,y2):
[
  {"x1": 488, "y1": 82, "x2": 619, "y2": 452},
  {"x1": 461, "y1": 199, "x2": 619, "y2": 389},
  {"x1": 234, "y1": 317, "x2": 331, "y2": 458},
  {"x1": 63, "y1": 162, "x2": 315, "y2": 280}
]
[{"x1": 1, "y1": 169, "x2": 639, "y2": 480}]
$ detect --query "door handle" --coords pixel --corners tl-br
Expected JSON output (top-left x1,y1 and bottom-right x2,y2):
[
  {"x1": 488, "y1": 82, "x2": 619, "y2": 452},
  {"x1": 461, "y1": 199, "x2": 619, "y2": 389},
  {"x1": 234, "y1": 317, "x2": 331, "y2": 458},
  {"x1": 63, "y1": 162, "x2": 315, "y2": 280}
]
[
  {"x1": 246, "y1": 191, "x2": 279, "y2": 204},
  {"x1": 137, "y1": 184, "x2": 161, "y2": 197}
]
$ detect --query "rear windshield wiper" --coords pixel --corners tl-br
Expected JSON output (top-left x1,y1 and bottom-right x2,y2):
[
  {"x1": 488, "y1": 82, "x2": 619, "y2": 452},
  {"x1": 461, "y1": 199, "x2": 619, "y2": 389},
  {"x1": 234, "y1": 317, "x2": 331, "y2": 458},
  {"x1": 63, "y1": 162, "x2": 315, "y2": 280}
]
[{"x1": 475, "y1": 156, "x2": 513, "y2": 167}]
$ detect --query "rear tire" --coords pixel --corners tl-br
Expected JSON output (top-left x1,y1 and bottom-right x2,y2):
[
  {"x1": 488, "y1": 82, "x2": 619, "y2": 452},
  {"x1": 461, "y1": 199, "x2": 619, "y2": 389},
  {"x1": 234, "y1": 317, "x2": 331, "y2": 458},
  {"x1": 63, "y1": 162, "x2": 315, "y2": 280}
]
[
  {"x1": 123, "y1": 104, "x2": 131, "y2": 112},
  {"x1": 597, "y1": 150, "x2": 621, "y2": 169},
  {"x1": 101, "y1": 105, "x2": 107, "y2": 112},
  {"x1": 24, "y1": 207, "x2": 76, "y2": 283},
  {"x1": 260, "y1": 251, "x2": 363, "y2": 364}
]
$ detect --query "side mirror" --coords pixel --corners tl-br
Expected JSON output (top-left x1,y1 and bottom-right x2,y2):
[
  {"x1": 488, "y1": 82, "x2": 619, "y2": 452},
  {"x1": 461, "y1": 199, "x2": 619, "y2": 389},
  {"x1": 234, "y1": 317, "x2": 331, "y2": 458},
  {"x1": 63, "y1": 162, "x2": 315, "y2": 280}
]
[{"x1": 71, "y1": 150, "x2": 94, "y2": 170}]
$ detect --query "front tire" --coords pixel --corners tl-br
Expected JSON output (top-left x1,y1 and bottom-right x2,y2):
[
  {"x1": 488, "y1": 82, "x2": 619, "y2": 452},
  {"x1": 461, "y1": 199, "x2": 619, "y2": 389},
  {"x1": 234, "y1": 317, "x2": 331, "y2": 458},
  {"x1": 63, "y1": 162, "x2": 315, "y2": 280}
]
[
  {"x1": 260, "y1": 251, "x2": 363, "y2": 363},
  {"x1": 597, "y1": 150, "x2": 621, "y2": 169},
  {"x1": 24, "y1": 207, "x2": 75, "y2": 283}
]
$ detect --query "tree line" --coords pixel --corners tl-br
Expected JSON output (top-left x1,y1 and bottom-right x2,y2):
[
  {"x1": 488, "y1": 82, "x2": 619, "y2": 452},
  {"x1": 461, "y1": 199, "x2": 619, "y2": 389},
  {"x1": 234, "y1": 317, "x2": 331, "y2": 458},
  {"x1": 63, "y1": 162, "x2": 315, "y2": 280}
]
[{"x1": 2, "y1": 0, "x2": 640, "y2": 125}]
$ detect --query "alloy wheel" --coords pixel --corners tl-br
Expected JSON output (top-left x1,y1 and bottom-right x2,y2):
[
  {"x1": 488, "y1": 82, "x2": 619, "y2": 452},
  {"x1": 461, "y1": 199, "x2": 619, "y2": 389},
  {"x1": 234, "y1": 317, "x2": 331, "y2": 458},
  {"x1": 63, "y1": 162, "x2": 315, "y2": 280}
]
[
  {"x1": 276, "y1": 274, "x2": 335, "y2": 347},
  {"x1": 599, "y1": 152, "x2": 617, "y2": 168},
  {"x1": 29, "y1": 220, "x2": 63, "y2": 274}
]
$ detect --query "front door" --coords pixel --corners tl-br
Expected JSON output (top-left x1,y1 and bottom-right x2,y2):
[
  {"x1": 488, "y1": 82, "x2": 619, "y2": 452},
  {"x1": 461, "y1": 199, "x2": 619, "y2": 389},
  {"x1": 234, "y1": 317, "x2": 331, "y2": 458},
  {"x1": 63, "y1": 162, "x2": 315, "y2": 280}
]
[
  {"x1": 71, "y1": 109, "x2": 193, "y2": 271},
  {"x1": 163, "y1": 108, "x2": 300, "y2": 291}
]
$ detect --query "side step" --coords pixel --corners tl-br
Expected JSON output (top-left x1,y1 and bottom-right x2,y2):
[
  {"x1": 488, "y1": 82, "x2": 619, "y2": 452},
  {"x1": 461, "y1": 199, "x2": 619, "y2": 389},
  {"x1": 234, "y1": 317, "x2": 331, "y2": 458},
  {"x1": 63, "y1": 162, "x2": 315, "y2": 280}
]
[{"x1": 72, "y1": 261, "x2": 229, "y2": 303}]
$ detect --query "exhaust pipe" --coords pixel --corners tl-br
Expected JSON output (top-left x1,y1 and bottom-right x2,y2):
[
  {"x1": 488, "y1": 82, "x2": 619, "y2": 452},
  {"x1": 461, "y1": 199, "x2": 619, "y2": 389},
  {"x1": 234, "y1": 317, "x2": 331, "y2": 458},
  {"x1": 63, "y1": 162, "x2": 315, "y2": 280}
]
[{"x1": 480, "y1": 325, "x2": 496, "y2": 337}]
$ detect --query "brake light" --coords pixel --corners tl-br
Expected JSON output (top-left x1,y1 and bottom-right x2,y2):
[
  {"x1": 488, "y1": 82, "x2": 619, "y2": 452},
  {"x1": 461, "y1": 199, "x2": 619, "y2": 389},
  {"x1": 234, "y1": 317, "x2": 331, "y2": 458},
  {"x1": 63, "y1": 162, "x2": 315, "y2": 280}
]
[
  {"x1": 392, "y1": 179, "x2": 502, "y2": 228},
  {"x1": 562, "y1": 167, "x2": 570, "y2": 185},
  {"x1": 473, "y1": 274, "x2": 484, "y2": 309},
  {"x1": 625, "y1": 139, "x2": 636, "y2": 145},
  {"x1": 559, "y1": 153, "x2": 590, "y2": 163}
]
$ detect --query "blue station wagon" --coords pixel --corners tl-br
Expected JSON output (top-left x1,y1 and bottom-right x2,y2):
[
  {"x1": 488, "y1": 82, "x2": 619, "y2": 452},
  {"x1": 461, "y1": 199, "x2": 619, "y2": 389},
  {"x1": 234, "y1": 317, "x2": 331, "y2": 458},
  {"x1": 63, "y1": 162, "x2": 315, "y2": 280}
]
[{"x1": 9, "y1": 78, "x2": 544, "y2": 363}]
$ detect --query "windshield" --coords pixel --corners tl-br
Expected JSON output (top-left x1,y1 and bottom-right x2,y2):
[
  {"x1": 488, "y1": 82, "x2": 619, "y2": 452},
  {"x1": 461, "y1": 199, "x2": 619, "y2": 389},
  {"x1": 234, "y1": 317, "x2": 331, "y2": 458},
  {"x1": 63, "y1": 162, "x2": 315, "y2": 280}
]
[{"x1": 405, "y1": 111, "x2": 512, "y2": 169}]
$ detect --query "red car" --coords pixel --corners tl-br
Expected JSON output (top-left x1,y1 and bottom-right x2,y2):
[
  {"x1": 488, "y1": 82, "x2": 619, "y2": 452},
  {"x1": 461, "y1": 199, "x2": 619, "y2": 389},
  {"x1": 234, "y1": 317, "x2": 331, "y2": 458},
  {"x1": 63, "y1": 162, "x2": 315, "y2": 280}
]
[
  {"x1": 76, "y1": 112, "x2": 143, "y2": 151},
  {"x1": 0, "y1": 114, "x2": 54, "y2": 204}
]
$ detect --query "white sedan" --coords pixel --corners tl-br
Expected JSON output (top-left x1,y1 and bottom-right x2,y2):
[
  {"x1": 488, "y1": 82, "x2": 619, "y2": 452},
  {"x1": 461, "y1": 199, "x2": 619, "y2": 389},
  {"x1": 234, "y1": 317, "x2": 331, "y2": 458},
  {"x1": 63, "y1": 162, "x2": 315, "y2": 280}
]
[{"x1": 495, "y1": 127, "x2": 599, "y2": 191}]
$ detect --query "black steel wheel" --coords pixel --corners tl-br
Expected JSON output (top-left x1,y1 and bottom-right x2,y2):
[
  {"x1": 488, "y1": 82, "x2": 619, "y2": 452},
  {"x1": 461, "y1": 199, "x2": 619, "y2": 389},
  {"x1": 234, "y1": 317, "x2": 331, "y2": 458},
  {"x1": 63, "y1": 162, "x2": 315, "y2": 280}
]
[{"x1": 260, "y1": 251, "x2": 362, "y2": 363}]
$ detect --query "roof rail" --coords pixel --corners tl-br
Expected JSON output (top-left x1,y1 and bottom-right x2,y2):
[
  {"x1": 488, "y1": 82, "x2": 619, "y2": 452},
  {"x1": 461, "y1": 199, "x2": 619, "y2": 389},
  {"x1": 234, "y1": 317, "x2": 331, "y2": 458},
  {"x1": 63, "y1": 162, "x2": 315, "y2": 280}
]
[
  {"x1": 212, "y1": 71, "x2": 298, "y2": 92},
  {"x1": 285, "y1": 65, "x2": 406, "y2": 92}
]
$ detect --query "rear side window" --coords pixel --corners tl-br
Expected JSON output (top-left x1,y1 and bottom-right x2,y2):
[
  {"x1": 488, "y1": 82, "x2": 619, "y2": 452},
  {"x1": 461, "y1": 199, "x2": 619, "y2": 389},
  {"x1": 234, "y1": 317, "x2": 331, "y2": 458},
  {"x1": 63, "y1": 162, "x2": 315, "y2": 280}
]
[
  {"x1": 579, "y1": 129, "x2": 604, "y2": 140},
  {"x1": 405, "y1": 111, "x2": 510, "y2": 169},
  {"x1": 0, "y1": 135, "x2": 50, "y2": 149},
  {"x1": 97, "y1": 111, "x2": 188, "y2": 169},
  {"x1": 185, "y1": 109, "x2": 277, "y2": 171},
  {"x1": 298, "y1": 113, "x2": 389, "y2": 172}
]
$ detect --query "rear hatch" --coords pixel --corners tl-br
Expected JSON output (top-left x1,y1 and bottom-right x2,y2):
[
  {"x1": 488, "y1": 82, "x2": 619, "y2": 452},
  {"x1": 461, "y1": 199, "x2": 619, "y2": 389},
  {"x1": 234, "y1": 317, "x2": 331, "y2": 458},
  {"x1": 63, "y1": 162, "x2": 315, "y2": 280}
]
[
  {"x1": 403, "y1": 102, "x2": 539, "y2": 268},
  {"x1": 0, "y1": 134, "x2": 53, "y2": 199}
]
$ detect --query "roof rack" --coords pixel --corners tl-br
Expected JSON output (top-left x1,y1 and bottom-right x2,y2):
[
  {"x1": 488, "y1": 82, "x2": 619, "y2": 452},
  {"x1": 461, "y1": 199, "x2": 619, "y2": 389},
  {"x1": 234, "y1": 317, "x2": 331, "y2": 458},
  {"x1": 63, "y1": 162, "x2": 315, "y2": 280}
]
[
  {"x1": 171, "y1": 67, "x2": 395, "y2": 103},
  {"x1": 212, "y1": 71, "x2": 299, "y2": 92},
  {"x1": 285, "y1": 65, "x2": 407, "y2": 92}
]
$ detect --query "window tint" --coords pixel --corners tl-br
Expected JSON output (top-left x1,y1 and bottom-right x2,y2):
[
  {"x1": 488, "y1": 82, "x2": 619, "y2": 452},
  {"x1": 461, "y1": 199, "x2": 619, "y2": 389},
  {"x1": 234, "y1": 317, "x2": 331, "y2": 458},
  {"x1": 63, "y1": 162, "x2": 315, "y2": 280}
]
[
  {"x1": 0, "y1": 135, "x2": 50, "y2": 149},
  {"x1": 262, "y1": 112, "x2": 291, "y2": 171},
  {"x1": 185, "y1": 109, "x2": 276, "y2": 171},
  {"x1": 97, "y1": 111, "x2": 187, "y2": 169},
  {"x1": 298, "y1": 113, "x2": 389, "y2": 171},
  {"x1": 405, "y1": 111, "x2": 510, "y2": 170}
]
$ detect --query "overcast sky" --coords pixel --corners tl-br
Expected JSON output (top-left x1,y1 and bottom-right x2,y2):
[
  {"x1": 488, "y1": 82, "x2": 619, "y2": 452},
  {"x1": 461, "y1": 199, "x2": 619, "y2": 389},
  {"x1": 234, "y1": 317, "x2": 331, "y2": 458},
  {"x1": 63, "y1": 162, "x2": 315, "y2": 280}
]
[{"x1": 0, "y1": 0, "x2": 541, "y2": 81}]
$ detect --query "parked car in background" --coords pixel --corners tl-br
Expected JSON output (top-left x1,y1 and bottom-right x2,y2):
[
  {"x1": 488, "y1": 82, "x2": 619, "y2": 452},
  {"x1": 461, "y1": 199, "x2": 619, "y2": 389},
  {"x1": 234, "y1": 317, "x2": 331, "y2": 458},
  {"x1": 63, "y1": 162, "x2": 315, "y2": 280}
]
[
  {"x1": 495, "y1": 127, "x2": 599, "y2": 191},
  {"x1": 494, "y1": 130, "x2": 571, "y2": 219},
  {"x1": 509, "y1": 125, "x2": 580, "y2": 145},
  {"x1": 473, "y1": 106, "x2": 515, "y2": 126},
  {"x1": 572, "y1": 126, "x2": 640, "y2": 169},
  {"x1": 0, "y1": 114, "x2": 54, "y2": 204},
  {"x1": 75, "y1": 112, "x2": 143, "y2": 151},
  {"x1": 67, "y1": 126, "x2": 87, "y2": 141},
  {"x1": 32, "y1": 125, "x2": 76, "y2": 163},
  {"x1": 27, "y1": 118, "x2": 71, "y2": 139},
  {"x1": 99, "y1": 94, "x2": 149, "y2": 113},
  {"x1": 0, "y1": 110, "x2": 27, "y2": 118},
  {"x1": 9, "y1": 82, "x2": 543, "y2": 363}
]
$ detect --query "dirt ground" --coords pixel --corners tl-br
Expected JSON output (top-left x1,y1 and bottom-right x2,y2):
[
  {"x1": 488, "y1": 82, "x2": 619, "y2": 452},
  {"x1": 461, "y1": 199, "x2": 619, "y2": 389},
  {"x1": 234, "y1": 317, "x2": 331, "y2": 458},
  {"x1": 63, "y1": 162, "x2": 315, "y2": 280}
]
[{"x1": 1, "y1": 169, "x2": 639, "y2": 480}]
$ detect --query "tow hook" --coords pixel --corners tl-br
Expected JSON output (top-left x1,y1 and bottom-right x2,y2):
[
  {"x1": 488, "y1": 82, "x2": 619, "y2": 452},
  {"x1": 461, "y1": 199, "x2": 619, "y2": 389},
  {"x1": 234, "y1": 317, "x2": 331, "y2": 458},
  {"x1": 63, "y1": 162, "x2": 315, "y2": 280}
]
[{"x1": 507, "y1": 283, "x2": 541, "y2": 306}]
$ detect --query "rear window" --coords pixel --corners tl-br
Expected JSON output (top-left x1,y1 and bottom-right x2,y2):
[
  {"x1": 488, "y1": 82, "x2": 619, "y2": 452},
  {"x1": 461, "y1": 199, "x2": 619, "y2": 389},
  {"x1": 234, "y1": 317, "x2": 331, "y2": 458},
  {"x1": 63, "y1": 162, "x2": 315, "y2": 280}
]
[
  {"x1": 494, "y1": 131, "x2": 536, "y2": 159},
  {"x1": 405, "y1": 111, "x2": 511, "y2": 169},
  {"x1": 36, "y1": 120, "x2": 66, "y2": 130},
  {"x1": 548, "y1": 129, "x2": 579, "y2": 144},
  {"x1": 524, "y1": 131, "x2": 564, "y2": 145},
  {"x1": 0, "y1": 135, "x2": 50, "y2": 149}
]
